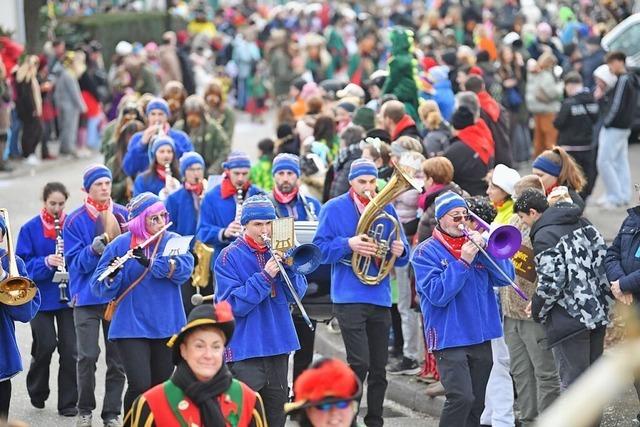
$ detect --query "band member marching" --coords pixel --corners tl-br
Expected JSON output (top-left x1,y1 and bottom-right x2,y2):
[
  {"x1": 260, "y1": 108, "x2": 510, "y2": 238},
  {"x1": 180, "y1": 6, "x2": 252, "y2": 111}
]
[
  {"x1": 91, "y1": 192, "x2": 194, "y2": 415},
  {"x1": 0, "y1": 211, "x2": 41, "y2": 421},
  {"x1": 124, "y1": 301, "x2": 267, "y2": 427},
  {"x1": 411, "y1": 192, "x2": 515, "y2": 426},
  {"x1": 64, "y1": 165, "x2": 127, "y2": 427},
  {"x1": 215, "y1": 195, "x2": 307, "y2": 427},
  {"x1": 267, "y1": 153, "x2": 322, "y2": 383},
  {"x1": 312, "y1": 158, "x2": 410, "y2": 427},
  {"x1": 16, "y1": 182, "x2": 78, "y2": 416},
  {"x1": 132, "y1": 135, "x2": 181, "y2": 198},
  {"x1": 122, "y1": 97, "x2": 193, "y2": 179},
  {"x1": 198, "y1": 151, "x2": 263, "y2": 272}
]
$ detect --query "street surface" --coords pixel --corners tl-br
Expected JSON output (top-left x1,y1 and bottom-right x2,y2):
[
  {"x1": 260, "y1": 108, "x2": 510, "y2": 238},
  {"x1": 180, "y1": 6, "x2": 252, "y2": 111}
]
[{"x1": 1, "y1": 112, "x2": 638, "y2": 425}]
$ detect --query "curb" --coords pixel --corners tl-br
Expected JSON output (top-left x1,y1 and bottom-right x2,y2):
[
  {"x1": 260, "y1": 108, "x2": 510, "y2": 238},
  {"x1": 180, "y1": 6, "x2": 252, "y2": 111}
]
[{"x1": 314, "y1": 323, "x2": 445, "y2": 418}]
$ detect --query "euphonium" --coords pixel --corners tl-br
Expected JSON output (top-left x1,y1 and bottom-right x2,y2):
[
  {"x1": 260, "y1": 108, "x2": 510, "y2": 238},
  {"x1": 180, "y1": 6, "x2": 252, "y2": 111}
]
[
  {"x1": 191, "y1": 241, "x2": 214, "y2": 288},
  {"x1": 0, "y1": 209, "x2": 37, "y2": 305},
  {"x1": 351, "y1": 162, "x2": 423, "y2": 285}
]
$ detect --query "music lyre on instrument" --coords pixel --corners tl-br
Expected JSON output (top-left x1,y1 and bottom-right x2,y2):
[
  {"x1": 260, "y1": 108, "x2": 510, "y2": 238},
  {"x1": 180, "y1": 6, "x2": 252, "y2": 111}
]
[
  {"x1": 0, "y1": 208, "x2": 38, "y2": 305},
  {"x1": 52, "y1": 213, "x2": 70, "y2": 304},
  {"x1": 352, "y1": 161, "x2": 423, "y2": 285}
]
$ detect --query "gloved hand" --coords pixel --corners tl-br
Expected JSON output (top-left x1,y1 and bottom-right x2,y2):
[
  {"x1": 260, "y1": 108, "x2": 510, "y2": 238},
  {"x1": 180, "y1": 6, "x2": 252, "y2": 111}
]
[
  {"x1": 107, "y1": 258, "x2": 124, "y2": 279},
  {"x1": 91, "y1": 235, "x2": 107, "y2": 255},
  {"x1": 132, "y1": 247, "x2": 150, "y2": 268}
]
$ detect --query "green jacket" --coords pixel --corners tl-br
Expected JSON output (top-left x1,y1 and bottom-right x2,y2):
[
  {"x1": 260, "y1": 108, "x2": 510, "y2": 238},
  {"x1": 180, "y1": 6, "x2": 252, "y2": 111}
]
[{"x1": 249, "y1": 156, "x2": 273, "y2": 192}]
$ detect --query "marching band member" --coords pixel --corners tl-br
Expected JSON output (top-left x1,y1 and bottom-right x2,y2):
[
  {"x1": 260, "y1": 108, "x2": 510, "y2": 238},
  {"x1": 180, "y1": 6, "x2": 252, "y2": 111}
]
[
  {"x1": 215, "y1": 195, "x2": 307, "y2": 427},
  {"x1": 16, "y1": 182, "x2": 78, "y2": 416},
  {"x1": 64, "y1": 165, "x2": 127, "y2": 427},
  {"x1": 122, "y1": 97, "x2": 193, "y2": 179},
  {"x1": 92, "y1": 192, "x2": 194, "y2": 414},
  {"x1": 411, "y1": 192, "x2": 515, "y2": 426},
  {"x1": 268, "y1": 153, "x2": 322, "y2": 383},
  {"x1": 125, "y1": 302, "x2": 267, "y2": 427},
  {"x1": 0, "y1": 212, "x2": 41, "y2": 421},
  {"x1": 313, "y1": 158, "x2": 410, "y2": 427},
  {"x1": 132, "y1": 135, "x2": 181, "y2": 198},
  {"x1": 198, "y1": 151, "x2": 263, "y2": 270}
]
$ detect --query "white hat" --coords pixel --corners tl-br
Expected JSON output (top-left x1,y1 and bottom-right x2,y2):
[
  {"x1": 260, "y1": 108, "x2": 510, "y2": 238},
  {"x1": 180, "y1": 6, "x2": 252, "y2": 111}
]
[
  {"x1": 502, "y1": 32, "x2": 521, "y2": 46},
  {"x1": 491, "y1": 164, "x2": 521, "y2": 196},
  {"x1": 115, "y1": 41, "x2": 133, "y2": 56},
  {"x1": 593, "y1": 64, "x2": 617, "y2": 89},
  {"x1": 337, "y1": 83, "x2": 365, "y2": 100}
]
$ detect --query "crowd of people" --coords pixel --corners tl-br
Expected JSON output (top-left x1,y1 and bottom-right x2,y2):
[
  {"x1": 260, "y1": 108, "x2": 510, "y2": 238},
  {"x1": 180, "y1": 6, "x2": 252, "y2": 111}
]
[{"x1": 1, "y1": 0, "x2": 640, "y2": 426}]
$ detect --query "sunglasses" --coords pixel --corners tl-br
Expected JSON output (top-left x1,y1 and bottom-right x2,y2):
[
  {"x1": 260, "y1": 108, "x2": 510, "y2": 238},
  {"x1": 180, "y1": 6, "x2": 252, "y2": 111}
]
[
  {"x1": 147, "y1": 212, "x2": 168, "y2": 225},
  {"x1": 448, "y1": 213, "x2": 470, "y2": 223},
  {"x1": 316, "y1": 400, "x2": 351, "y2": 411}
]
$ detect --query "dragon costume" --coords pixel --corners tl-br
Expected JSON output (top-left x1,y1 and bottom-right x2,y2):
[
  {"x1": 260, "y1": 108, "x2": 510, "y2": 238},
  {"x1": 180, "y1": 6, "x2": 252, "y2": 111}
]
[{"x1": 382, "y1": 27, "x2": 420, "y2": 121}]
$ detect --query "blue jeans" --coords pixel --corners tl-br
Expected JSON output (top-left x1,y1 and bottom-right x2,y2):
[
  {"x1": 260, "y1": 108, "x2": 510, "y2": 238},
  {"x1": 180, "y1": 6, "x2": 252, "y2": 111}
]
[
  {"x1": 597, "y1": 127, "x2": 631, "y2": 205},
  {"x1": 8, "y1": 108, "x2": 21, "y2": 158}
]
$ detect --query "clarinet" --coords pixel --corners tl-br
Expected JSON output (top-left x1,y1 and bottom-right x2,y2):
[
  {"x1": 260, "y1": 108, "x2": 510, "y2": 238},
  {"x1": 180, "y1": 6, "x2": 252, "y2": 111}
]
[
  {"x1": 53, "y1": 213, "x2": 70, "y2": 304},
  {"x1": 234, "y1": 187, "x2": 243, "y2": 236},
  {"x1": 299, "y1": 190, "x2": 317, "y2": 221}
]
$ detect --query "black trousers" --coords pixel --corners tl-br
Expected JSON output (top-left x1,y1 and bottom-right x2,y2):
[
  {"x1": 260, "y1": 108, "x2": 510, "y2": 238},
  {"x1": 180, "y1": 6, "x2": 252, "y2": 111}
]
[
  {"x1": 27, "y1": 309, "x2": 78, "y2": 412},
  {"x1": 552, "y1": 326, "x2": 605, "y2": 389},
  {"x1": 0, "y1": 380, "x2": 10, "y2": 420},
  {"x1": 390, "y1": 303, "x2": 403, "y2": 353},
  {"x1": 115, "y1": 338, "x2": 174, "y2": 415},
  {"x1": 292, "y1": 315, "x2": 317, "y2": 383},
  {"x1": 334, "y1": 303, "x2": 391, "y2": 427},
  {"x1": 567, "y1": 149, "x2": 596, "y2": 198},
  {"x1": 20, "y1": 117, "x2": 42, "y2": 158},
  {"x1": 230, "y1": 354, "x2": 289, "y2": 427},
  {"x1": 180, "y1": 276, "x2": 214, "y2": 317},
  {"x1": 434, "y1": 341, "x2": 493, "y2": 427}
]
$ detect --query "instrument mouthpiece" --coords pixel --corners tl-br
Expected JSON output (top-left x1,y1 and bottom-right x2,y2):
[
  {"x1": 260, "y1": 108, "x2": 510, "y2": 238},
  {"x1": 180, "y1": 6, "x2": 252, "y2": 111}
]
[{"x1": 191, "y1": 293, "x2": 203, "y2": 306}]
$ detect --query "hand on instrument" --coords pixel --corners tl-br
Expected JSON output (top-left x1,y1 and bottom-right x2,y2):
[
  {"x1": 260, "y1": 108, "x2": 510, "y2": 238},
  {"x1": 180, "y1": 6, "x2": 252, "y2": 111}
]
[
  {"x1": 349, "y1": 234, "x2": 379, "y2": 257},
  {"x1": 460, "y1": 241, "x2": 479, "y2": 264},
  {"x1": 465, "y1": 230, "x2": 486, "y2": 249},
  {"x1": 611, "y1": 280, "x2": 633, "y2": 305},
  {"x1": 390, "y1": 240, "x2": 405, "y2": 257},
  {"x1": 46, "y1": 254, "x2": 65, "y2": 268},
  {"x1": 107, "y1": 257, "x2": 124, "y2": 279},
  {"x1": 224, "y1": 222, "x2": 243, "y2": 238},
  {"x1": 264, "y1": 255, "x2": 281, "y2": 278},
  {"x1": 91, "y1": 235, "x2": 108, "y2": 255},
  {"x1": 142, "y1": 125, "x2": 158, "y2": 145},
  {"x1": 132, "y1": 247, "x2": 150, "y2": 268}
]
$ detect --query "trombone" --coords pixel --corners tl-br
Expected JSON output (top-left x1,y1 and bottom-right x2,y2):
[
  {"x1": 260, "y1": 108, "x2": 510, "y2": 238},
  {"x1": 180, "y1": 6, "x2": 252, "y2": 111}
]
[{"x1": 0, "y1": 208, "x2": 38, "y2": 306}]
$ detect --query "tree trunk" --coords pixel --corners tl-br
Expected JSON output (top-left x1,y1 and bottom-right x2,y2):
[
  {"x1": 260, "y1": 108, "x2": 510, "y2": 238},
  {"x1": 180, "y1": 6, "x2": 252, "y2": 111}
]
[{"x1": 24, "y1": 0, "x2": 47, "y2": 53}]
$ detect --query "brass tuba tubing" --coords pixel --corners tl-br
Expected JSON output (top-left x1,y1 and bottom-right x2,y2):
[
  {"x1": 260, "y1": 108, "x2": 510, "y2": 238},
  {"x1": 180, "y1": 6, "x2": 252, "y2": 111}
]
[{"x1": 0, "y1": 208, "x2": 38, "y2": 305}]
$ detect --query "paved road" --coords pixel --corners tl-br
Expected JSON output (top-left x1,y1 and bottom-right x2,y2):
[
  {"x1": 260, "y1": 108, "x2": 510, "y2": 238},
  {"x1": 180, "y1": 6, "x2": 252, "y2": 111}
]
[{"x1": 2, "y1": 113, "x2": 639, "y2": 426}]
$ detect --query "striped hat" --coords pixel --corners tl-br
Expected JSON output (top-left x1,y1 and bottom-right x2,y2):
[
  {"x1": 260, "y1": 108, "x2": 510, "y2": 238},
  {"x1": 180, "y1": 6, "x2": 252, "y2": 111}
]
[
  {"x1": 222, "y1": 151, "x2": 251, "y2": 170},
  {"x1": 348, "y1": 158, "x2": 378, "y2": 181},
  {"x1": 180, "y1": 152, "x2": 205, "y2": 177},
  {"x1": 435, "y1": 191, "x2": 468, "y2": 220},
  {"x1": 127, "y1": 192, "x2": 161, "y2": 221},
  {"x1": 272, "y1": 153, "x2": 300, "y2": 177},
  {"x1": 240, "y1": 194, "x2": 276, "y2": 225},
  {"x1": 83, "y1": 164, "x2": 112, "y2": 191},
  {"x1": 149, "y1": 135, "x2": 175, "y2": 161},
  {"x1": 145, "y1": 97, "x2": 170, "y2": 116}
]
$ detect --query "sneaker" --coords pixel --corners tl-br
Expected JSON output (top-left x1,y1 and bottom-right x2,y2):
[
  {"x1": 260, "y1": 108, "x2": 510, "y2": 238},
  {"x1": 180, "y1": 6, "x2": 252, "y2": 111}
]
[
  {"x1": 76, "y1": 414, "x2": 92, "y2": 427},
  {"x1": 104, "y1": 417, "x2": 122, "y2": 427},
  {"x1": 25, "y1": 154, "x2": 41, "y2": 166},
  {"x1": 30, "y1": 398, "x2": 45, "y2": 409},
  {"x1": 327, "y1": 318, "x2": 341, "y2": 334},
  {"x1": 388, "y1": 357, "x2": 421, "y2": 375}
]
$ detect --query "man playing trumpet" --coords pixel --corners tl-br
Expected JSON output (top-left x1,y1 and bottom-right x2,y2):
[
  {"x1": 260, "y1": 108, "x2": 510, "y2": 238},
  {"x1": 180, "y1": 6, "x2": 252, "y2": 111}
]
[
  {"x1": 313, "y1": 158, "x2": 410, "y2": 427},
  {"x1": 410, "y1": 192, "x2": 515, "y2": 427},
  {"x1": 214, "y1": 194, "x2": 307, "y2": 427}
]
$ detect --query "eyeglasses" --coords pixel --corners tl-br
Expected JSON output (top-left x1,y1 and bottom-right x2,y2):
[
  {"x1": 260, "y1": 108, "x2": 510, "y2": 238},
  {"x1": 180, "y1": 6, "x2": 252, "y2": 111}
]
[
  {"x1": 147, "y1": 212, "x2": 168, "y2": 225},
  {"x1": 447, "y1": 213, "x2": 470, "y2": 223},
  {"x1": 316, "y1": 400, "x2": 351, "y2": 411}
]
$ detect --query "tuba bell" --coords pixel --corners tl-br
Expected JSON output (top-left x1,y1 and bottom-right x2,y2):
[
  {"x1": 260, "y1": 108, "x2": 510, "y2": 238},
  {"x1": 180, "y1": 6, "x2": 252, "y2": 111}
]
[
  {"x1": 351, "y1": 162, "x2": 423, "y2": 285},
  {"x1": 0, "y1": 208, "x2": 38, "y2": 305}
]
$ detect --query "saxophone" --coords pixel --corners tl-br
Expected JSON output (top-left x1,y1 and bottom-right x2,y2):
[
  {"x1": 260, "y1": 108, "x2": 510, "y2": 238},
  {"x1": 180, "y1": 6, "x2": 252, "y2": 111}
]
[{"x1": 52, "y1": 213, "x2": 70, "y2": 303}]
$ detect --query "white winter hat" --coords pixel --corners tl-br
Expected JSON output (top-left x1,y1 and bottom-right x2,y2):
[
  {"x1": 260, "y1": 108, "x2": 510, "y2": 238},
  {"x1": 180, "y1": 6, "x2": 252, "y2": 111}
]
[
  {"x1": 491, "y1": 164, "x2": 521, "y2": 196},
  {"x1": 593, "y1": 64, "x2": 617, "y2": 89},
  {"x1": 115, "y1": 41, "x2": 133, "y2": 56}
]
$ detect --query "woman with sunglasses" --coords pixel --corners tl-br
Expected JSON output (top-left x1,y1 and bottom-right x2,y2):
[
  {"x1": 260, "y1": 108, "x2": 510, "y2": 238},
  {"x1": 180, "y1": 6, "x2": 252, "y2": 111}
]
[
  {"x1": 132, "y1": 135, "x2": 181, "y2": 199},
  {"x1": 91, "y1": 192, "x2": 194, "y2": 415},
  {"x1": 286, "y1": 358, "x2": 361, "y2": 427}
]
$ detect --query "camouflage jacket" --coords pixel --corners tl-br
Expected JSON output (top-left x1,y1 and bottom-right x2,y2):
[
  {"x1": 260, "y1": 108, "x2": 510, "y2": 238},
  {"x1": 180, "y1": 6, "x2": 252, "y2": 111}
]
[{"x1": 530, "y1": 202, "x2": 613, "y2": 329}]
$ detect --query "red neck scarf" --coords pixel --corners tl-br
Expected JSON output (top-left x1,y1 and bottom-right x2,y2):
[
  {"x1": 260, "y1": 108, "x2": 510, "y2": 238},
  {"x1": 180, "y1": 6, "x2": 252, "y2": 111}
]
[
  {"x1": 456, "y1": 120, "x2": 495, "y2": 165},
  {"x1": 85, "y1": 196, "x2": 113, "y2": 221},
  {"x1": 220, "y1": 174, "x2": 250, "y2": 199},
  {"x1": 244, "y1": 234, "x2": 268, "y2": 253},
  {"x1": 155, "y1": 164, "x2": 168, "y2": 182},
  {"x1": 273, "y1": 186, "x2": 299, "y2": 205},
  {"x1": 391, "y1": 114, "x2": 417, "y2": 141},
  {"x1": 432, "y1": 227, "x2": 465, "y2": 259},
  {"x1": 40, "y1": 208, "x2": 65, "y2": 239},
  {"x1": 184, "y1": 181, "x2": 204, "y2": 196},
  {"x1": 349, "y1": 188, "x2": 373, "y2": 215}
]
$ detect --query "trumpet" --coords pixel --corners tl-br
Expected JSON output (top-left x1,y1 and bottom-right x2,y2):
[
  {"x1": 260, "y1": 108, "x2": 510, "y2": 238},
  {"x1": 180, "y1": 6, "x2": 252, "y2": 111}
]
[
  {"x1": 457, "y1": 223, "x2": 528, "y2": 301},
  {"x1": 97, "y1": 222, "x2": 172, "y2": 282},
  {"x1": 0, "y1": 208, "x2": 38, "y2": 305},
  {"x1": 52, "y1": 213, "x2": 70, "y2": 304}
]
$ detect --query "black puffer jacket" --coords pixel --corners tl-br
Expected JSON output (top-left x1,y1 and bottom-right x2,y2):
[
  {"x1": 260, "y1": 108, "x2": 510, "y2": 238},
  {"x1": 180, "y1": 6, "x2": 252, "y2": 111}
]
[
  {"x1": 605, "y1": 206, "x2": 640, "y2": 301},
  {"x1": 328, "y1": 144, "x2": 362, "y2": 199}
]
